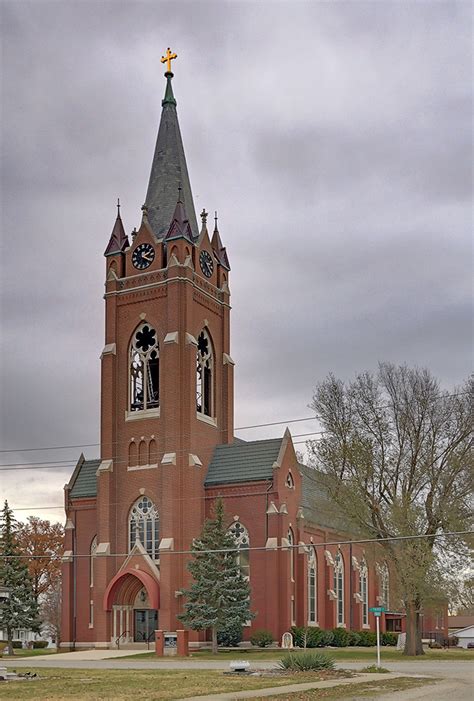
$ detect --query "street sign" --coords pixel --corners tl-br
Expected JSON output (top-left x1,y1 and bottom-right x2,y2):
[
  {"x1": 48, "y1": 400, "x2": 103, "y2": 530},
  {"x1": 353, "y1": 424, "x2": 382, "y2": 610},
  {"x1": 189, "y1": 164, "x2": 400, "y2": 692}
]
[{"x1": 368, "y1": 608, "x2": 385, "y2": 668}]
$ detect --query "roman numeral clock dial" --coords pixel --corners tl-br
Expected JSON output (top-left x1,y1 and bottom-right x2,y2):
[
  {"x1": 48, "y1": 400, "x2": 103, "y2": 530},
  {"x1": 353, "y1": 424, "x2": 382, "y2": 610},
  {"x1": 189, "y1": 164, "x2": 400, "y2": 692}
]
[
  {"x1": 199, "y1": 250, "x2": 214, "y2": 278},
  {"x1": 132, "y1": 242, "x2": 155, "y2": 270}
]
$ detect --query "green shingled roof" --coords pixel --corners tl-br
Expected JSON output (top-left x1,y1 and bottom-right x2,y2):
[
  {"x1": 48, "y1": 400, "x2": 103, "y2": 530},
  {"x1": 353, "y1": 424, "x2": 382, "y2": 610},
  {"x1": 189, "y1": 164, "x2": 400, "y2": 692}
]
[
  {"x1": 69, "y1": 458, "x2": 99, "y2": 498},
  {"x1": 299, "y1": 463, "x2": 358, "y2": 533},
  {"x1": 205, "y1": 438, "x2": 282, "y2": 486}
]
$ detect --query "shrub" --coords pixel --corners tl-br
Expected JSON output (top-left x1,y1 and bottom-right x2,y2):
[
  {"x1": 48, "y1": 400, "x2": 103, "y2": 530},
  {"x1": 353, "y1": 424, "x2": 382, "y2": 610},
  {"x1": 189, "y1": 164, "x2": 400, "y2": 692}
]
[
  {"x1": 429, "y1": 641, "x2": 443, "y2": 649},
  {"x1": 250, "y1": 630, "x2": 273, "y2": 648},
  {"x1": 381, "y1": 632, "x2": 397, "y2": 647},
  {"x1": 12, "y1": 641, "x2": 22, "y2": 649},
  {"x1": 357, "y1": 630, "x2": 377, "y2": 647},
  {"x1": 290, "y1": 626, "x2": 333, "y2": 649},
  {"x1": 321, "y1": 630, "x2": 334, "y2": 646},
  {"x1": 32, "y1": 640, "x2": 49, "y2": 649},
  {"x1": 360, "y1": 664, "x2": 390, "y2": 673},
  {"x1": 279, "y1": 650, "x2": 335, "y2": 671},
  {"x1": 330, "y1": 627, "x2": 350, "y2": 647},
  {"x1": 442, "y1": 636, "x2": 458, "y2": 648},
  {"x1": 347, "y1": 631, "x2": 361, "y2": 646},
  {"x1": 290, "y1": 626, "x2": 305, "y2": 647}
]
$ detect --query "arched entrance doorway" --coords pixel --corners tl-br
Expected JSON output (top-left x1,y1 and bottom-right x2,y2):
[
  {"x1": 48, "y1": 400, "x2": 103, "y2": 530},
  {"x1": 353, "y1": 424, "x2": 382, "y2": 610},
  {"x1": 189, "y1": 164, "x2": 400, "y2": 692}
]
[{"x1": 104, "y1": 569, "x2": 160, "y2": 644}]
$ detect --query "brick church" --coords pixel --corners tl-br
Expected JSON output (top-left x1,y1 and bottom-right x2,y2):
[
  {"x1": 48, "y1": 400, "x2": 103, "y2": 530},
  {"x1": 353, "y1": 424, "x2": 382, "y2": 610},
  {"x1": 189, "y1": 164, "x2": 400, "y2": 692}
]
[{"x1": 61, "y1": 53, "x2": 409, "y2": 648}]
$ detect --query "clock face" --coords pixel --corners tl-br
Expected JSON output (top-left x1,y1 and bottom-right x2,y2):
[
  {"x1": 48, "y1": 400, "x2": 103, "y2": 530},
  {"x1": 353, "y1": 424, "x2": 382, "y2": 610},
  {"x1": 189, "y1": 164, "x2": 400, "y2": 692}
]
[
  {"x1": 132, "y1": 242, "x2": 155, "y2": 270},
  {"x1": 199, "y1": 250, "x2": 214, "y2": 278}
]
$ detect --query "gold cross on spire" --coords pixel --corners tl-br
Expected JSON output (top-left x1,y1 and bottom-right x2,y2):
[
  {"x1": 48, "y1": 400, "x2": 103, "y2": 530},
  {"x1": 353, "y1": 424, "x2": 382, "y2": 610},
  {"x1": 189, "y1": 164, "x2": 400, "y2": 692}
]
[{"x1": 161, "y1": 47, "x2": 177, "y2": 73}]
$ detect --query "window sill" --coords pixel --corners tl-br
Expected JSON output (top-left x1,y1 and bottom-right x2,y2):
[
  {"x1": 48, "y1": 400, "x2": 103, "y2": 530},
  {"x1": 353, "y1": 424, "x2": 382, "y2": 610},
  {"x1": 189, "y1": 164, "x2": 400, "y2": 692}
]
[
  {"x1": 196, "y1": 412, "x2": 217, "y2": 427},
  {"x1": 125, "y1": 408, "x2": 160, "y2": 422},
  {"x1": 362, "y1": 623, "x2": 371, "y2": 629},
  {"x1": 307, "y1": 621, "x2": 319, "y2": 627},
  {"x1": 89, "y1": 624, "x2": 94, "y2": 629},
  {"x1": 337, "y1": 623, "x2": 347, "y2": 628}
]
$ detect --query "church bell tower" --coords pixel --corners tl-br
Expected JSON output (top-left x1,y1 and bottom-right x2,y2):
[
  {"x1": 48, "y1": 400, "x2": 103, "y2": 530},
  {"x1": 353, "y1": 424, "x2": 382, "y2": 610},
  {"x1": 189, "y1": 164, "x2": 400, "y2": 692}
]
[{"x1": 95, "y1": 51, "x2": 234, "y2": 635}]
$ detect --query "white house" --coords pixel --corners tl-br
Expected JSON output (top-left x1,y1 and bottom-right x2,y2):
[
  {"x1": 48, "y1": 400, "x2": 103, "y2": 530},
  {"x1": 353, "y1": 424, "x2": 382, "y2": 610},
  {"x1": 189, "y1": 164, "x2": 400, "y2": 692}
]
[{"x1": 449, "y1": 624, "x2": 474, "y2": 648}]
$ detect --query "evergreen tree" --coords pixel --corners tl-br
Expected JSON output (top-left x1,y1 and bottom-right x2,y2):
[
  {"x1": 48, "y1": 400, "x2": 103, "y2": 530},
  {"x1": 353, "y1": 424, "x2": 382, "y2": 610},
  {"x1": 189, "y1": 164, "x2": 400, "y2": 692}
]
[
  {"x1": 178, "y1": 499, "x2": 254, "y2": 653},
  {"x1": 0, "y1": 501, "x2": 40, "y2": 654}
]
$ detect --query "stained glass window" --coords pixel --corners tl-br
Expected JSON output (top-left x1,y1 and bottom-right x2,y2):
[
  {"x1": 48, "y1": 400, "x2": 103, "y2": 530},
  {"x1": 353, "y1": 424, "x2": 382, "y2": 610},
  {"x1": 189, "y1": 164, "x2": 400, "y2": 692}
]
[
  {"x1": 90, "y1": 536, "x2": 97, "y2": 588},
  {"x1": 228, "y1": 521, "x2": 250, "y2": 579},
  {"x1": 360, "y1": 557, "x2": 369, "y2": 625},
  {"x1": 129, "y1": 497, "x2": 159, "y2": 559},
  {"x1": 380, "y1": 562, "x2": 390, "y2": 609},
  {"x1": 334, "y1": 551, "x2": 344, "y2": 626},
  {"x1": 308, "y1": 547, "x2": 317, "y2": 624},
  {"x1": 288, "y1": 528, "x2": 295, "y2": 582}
]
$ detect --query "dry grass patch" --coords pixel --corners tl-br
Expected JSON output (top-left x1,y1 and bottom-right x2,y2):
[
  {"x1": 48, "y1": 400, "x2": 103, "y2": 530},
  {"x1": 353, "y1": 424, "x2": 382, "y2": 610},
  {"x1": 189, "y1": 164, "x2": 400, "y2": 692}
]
[
  {"x1": 249, "y1": 675, "x2": 437, "y2": 700},
  {"x1": 0, "y1": 667, "x2": 350, "y2": 700}
]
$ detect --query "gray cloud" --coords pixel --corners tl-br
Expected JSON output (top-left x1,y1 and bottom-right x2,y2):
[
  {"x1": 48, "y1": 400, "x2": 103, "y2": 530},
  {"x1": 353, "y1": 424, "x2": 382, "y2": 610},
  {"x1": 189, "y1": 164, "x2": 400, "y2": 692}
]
[{"x1": 1, "y1": 0, "x2": 472, "y2": 523}]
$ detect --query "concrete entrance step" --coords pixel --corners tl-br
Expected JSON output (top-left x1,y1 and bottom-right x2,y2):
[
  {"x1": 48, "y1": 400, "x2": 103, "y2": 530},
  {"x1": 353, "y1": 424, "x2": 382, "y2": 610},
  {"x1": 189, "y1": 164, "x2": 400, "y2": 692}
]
[{"x1": 116, "y1": 643, "x2": 153, "y2": 650}]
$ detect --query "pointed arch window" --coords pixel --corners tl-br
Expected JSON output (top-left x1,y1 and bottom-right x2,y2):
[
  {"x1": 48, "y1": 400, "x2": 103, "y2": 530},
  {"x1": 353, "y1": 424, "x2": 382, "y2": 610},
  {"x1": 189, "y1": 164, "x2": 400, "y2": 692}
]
[
  {"x1": 379, "y1": 561, "x2": 390, "y2": 609},
  {"x1": 334, "y1": 551, "x2": 344, "y2": 626},
  {"x1": 129, "y1": 496, "x2": 159, "y2": 559},
  {"x1": 196, "y1": 330, "x2": 214, "y2": 417},
  {"x1": 307, "y1": 547, "x2": 317, "y2": 625},
  {"x1": 90, "y1": 536, "x2": 97, "y2": 588},
  {"x1": 288, "y1": 527, "x2": 295, "y2": 582},
  {"x1": 129, "y1": 324, "x2": 159, "y2": 412},
  {"x1": 228, "y1": 521, "x2": 250, "y2": 580},
  {"x1": 360, "y1": 557, "x2": 369, "y2": 626}
]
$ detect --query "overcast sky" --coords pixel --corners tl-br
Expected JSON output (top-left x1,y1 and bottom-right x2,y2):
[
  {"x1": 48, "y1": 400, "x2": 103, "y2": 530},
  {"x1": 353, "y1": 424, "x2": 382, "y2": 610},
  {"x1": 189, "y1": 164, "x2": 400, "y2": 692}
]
[{"x1": 1, "y1": 0, "x2": 472, "y2": 525}]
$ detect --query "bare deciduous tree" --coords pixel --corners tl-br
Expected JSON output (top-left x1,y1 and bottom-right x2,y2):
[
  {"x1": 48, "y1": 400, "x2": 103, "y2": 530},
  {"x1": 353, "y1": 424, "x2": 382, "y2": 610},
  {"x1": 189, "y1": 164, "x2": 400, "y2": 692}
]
[
  {"x1": 40, "y1": 580, "x2": 62, "y2": 647},
  {"x1": 308, "y1": 364, "x2": 472, "y2": 656}
]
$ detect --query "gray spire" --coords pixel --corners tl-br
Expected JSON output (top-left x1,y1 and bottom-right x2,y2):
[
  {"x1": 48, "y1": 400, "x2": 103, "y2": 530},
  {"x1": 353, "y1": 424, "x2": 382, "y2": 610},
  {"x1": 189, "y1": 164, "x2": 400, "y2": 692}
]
[{"x1": 144, "y1": 72, "x2": 198, "y2": 240}]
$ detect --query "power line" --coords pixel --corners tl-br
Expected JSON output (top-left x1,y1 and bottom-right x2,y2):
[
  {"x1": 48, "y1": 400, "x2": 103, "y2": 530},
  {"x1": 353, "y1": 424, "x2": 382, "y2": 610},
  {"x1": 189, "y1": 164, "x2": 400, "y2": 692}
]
[
  {"x1": 2, "y1": 530, "x2": 472, "y2": 559},
  {"x1": 0, "y1": 390, "x2": 469, "y2": 455},
  {"x1": 0, "y1": 432, "x2": 323, "y2": 470},
  {"x1": 0, "y1": 416, "x2": 319, "y2": 455}
]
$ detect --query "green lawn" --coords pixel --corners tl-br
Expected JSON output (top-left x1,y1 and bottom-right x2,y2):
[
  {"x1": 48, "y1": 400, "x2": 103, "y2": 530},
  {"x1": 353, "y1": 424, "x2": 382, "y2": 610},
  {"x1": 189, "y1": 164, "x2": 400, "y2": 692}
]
[
  {"x1": 0, "y1": 667, "x2": 349, "y2": 700},
  {"x1": 120, "y1": 646, "x2": 474, "y2": 662},
  {"x1": 1, "y1": 648, "x2": 61, "y2": 658}
]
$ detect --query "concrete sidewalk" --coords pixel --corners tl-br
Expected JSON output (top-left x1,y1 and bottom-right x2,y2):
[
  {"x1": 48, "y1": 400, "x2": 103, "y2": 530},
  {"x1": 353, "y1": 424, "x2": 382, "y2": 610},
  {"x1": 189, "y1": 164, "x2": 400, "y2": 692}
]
[
  {"x1": 192, "y1": 672, "x2": 410, "y2": 700},
  {"x1": 4, "y1": 648, "x2": 150, "y2": 662}
]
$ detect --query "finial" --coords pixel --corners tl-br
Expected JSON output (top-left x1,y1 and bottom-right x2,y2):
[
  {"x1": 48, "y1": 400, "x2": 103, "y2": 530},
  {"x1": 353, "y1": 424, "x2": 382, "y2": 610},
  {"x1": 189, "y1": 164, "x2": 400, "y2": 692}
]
[
  {"x1": 161, "y1": 47, "x2": 177, "y2": 74},
  {"x1": 141, "y1": 204, "x2": 148, "y2": 220},
  {"x1": 201, "y1": 209, "x2": 208, "y2": 227},
  {"x1": 117, "y1": 197, "x2": 120, "y2": 215},
  {"x1": 214, "y1": 211, "x2": 218, "y2": 232},
  {"x1": 178, "y1": 183, "x2": 182, "y2": 201},
  {"x1": 131, "y1": 227, "x2": 137, "y2": 240}
]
